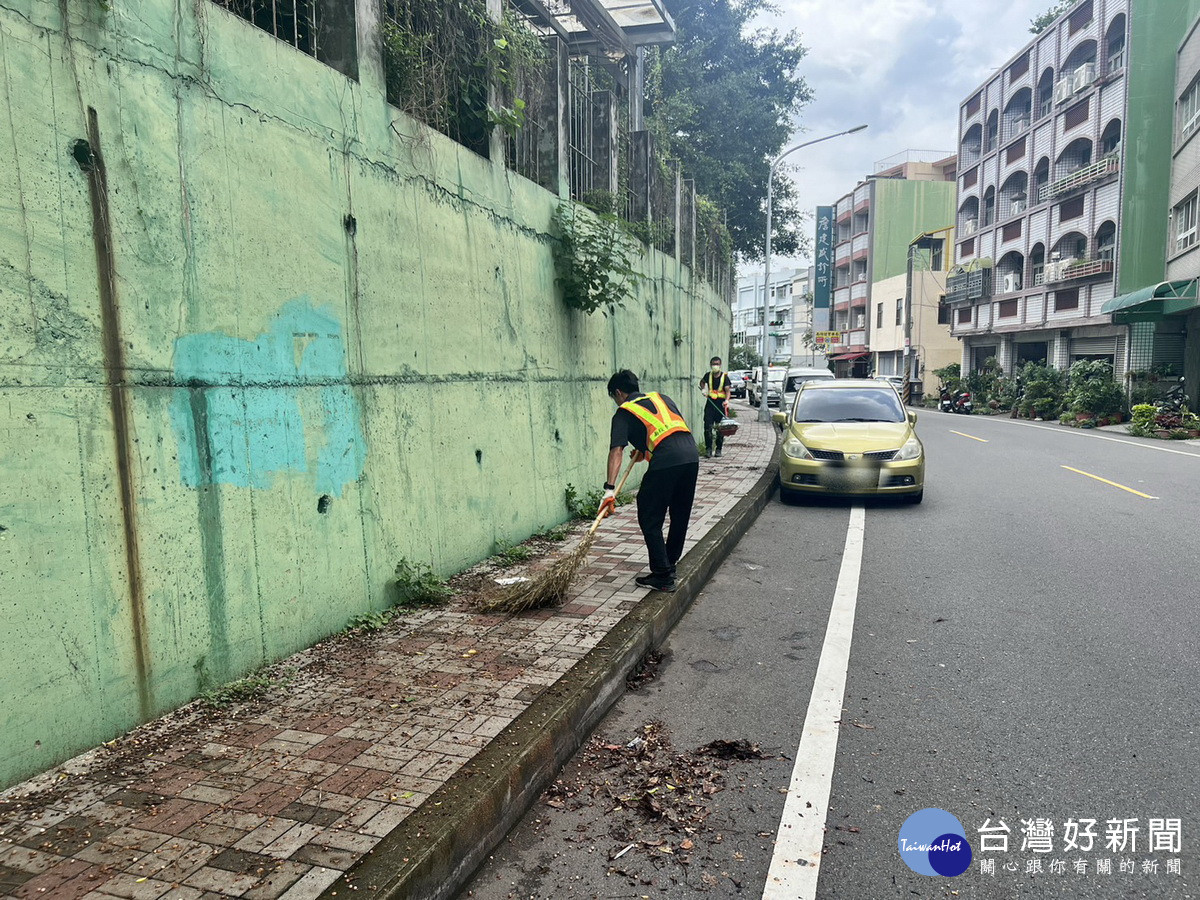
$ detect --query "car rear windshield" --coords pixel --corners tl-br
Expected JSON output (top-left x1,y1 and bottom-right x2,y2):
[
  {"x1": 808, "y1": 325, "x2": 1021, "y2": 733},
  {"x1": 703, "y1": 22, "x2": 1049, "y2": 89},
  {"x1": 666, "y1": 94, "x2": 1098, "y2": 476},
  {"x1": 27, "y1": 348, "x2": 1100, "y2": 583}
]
[
  {"x1": 784, "y1": 374, "x2": 833, "y2": 392},
  {"x1": 792, "y1": 387, "x2": 906, "y2": 423}
]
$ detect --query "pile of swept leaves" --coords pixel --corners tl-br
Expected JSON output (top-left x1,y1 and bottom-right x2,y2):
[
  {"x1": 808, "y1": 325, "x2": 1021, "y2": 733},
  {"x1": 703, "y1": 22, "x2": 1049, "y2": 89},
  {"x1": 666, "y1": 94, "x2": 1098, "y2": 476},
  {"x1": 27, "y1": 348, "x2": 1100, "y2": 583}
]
[{"x1": 545, "y1": 721, "x2": 770, "y2": 868}]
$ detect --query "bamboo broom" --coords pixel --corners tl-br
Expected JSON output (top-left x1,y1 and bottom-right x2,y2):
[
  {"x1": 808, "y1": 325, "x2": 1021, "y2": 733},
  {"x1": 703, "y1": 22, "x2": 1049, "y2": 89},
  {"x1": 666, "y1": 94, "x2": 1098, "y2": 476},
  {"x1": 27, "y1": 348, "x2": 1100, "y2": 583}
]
[{"x1": 482, "y1": 458, "x2": 638, "y2": 614}]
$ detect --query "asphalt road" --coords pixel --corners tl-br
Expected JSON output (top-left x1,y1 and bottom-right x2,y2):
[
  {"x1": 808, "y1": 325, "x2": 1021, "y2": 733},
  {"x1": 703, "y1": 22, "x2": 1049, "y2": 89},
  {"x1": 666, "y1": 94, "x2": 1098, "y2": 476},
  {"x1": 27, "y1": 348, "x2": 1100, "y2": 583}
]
[{"x1": 461, "y1": 407, "x2": 1200, "y2": 900}]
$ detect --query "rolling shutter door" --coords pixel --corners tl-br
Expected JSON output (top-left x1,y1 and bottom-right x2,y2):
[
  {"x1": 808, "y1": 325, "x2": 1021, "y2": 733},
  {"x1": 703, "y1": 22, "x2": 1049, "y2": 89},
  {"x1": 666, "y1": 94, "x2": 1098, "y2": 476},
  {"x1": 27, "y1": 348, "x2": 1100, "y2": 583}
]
[
  {"x1": 1069, "y1": 336, "x2": 1117, "y2": 358},
  {"x1": 1152, "y1": 333, "x2": 1186, "y2": 374}
]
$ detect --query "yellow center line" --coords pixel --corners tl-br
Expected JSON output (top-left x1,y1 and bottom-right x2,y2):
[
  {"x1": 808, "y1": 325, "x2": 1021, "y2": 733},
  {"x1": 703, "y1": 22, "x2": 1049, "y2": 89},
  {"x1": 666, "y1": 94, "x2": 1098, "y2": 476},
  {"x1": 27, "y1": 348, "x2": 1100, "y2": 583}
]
[
  {"x1": 950, "y1": 430, "x2": 989, "y2": 443},
  {"x1": 1061, "y1": 466, "x2": 1159, "y2": 499}
]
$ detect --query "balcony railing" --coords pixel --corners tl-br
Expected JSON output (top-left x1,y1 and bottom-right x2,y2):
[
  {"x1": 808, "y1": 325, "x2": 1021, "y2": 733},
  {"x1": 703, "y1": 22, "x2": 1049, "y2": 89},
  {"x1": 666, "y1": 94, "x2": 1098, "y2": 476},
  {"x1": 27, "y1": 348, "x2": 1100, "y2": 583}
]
[
  {"x1": 946, "y1": 268, "x2": 993, "y2": 304},
  {"x1": 1037, "y1": 154, "x2": 1119, "y2": 202},
  {"x1": 1044, "y1": 257, "x2": 1114, "y2": 283}
]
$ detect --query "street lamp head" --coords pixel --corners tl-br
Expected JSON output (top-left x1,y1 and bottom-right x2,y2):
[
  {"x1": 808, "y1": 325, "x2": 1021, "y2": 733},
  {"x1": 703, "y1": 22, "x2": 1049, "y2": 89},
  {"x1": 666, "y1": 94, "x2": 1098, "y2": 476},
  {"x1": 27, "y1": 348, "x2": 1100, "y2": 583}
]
[{"x1": 847, "y1": 124, "x2": 869, "y2": 134}]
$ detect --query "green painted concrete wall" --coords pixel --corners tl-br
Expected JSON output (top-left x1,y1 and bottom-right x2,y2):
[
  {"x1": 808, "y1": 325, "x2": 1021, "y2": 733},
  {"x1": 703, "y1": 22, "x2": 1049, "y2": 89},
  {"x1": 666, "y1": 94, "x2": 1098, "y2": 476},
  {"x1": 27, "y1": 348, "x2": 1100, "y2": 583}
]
[
  {"x1": 871, "y1": 180, "x2": 957, "y2": 283},
  {"x1": 0, "y1": 0, "x2": 729, "y2": 787},
  {"x1": 1119, "y1": 0, "x2": 1200, "y2": 292}
]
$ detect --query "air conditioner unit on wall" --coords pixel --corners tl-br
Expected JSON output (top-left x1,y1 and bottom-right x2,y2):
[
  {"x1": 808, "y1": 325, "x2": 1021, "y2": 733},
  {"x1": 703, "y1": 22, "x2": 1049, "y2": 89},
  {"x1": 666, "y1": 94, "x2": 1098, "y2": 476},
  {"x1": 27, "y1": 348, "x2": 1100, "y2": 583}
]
[
  {"x1": 965, "y1": 218, "x2": 978, "y2": 235},
  {"x1": 1054, "y1": 80, "x2": 1073, "y2": 104},
  {"x1": 1003, "y1": 272, "x2": 1022, "y2": 293},
  {"x1": 1010, "y1": 199, "x2": 1026, "y2": 216},
  {"x1": 1072, "y1": 63, "x2": 1095, "y2": 93}
]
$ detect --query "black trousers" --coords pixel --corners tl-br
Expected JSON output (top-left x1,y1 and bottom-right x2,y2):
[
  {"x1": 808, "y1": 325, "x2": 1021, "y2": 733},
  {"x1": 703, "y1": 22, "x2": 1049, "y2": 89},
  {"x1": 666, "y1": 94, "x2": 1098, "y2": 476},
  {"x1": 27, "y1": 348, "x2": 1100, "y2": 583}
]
[
  {"x1": 636, "y1": 461, "x2": 699, "y2": 577},
  {"x1": 703, "y1": 401, "x2": 725, "y2": 451}
]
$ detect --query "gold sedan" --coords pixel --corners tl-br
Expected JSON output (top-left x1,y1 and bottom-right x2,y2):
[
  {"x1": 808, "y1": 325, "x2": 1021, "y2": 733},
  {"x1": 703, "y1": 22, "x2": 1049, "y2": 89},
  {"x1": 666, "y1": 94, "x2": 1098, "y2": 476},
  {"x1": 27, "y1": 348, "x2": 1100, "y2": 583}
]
[{"x1": 771, "y1": 379, "x2": 924, "y2": 504}]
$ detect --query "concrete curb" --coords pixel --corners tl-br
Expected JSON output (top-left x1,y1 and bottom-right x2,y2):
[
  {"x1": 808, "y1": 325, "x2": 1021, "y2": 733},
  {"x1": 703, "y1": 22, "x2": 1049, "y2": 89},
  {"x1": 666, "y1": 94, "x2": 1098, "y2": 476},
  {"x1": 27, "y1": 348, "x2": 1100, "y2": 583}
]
[{"x1": 321, "y1": 452, "x2": 781, "y2": 899}]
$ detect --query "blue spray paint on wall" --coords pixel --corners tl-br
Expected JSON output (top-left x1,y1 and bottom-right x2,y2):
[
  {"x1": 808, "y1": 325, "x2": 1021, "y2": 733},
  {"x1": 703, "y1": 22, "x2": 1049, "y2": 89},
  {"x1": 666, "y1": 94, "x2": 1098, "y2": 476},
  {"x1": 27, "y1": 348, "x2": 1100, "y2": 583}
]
[{"x1": 169, "y1": 299, "x2": 367, "y2": 496}]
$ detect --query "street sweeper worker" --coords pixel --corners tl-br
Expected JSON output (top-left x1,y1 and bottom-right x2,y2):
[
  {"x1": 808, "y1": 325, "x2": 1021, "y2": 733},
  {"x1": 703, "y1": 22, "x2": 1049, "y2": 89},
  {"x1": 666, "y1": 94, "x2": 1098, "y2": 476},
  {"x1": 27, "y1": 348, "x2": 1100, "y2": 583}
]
[
  {"x1": 598, "y1": 369, "x2": 699, "y2": 593},
  {"x1": 697, "y1": 355, "x2": 730, "y2": 458}
]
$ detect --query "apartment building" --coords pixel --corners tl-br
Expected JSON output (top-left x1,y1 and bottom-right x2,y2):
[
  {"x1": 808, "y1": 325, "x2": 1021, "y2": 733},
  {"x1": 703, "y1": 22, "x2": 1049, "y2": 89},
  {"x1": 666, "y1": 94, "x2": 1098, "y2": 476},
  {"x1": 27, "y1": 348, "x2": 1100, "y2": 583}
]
[
  {"x1": 1101, "y1": 3, "x2": 1200, "y2": 404},
  {"x1": 870, "y1": 229, "x2": 961, "y2": 389},
  {"x1": 788, "y1": 268, "x2": 820, "y2": 366},
  {"x1": 733, "y1": 268, "x2": 800, "y2": 365},
  {"x1": 949, "y1": 0, "x2": 1129, "y2": 375},
  {"x1": 825, "y1": 152, "x2": 957, "y2": 377}
]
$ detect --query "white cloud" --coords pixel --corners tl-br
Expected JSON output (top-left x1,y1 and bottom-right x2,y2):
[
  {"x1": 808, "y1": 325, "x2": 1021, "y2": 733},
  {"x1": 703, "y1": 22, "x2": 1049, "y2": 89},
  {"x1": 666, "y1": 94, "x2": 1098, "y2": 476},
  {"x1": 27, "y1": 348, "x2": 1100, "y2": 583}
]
[{"x1": 750, "y1": 0, "x2": 1049, "y2": 269}]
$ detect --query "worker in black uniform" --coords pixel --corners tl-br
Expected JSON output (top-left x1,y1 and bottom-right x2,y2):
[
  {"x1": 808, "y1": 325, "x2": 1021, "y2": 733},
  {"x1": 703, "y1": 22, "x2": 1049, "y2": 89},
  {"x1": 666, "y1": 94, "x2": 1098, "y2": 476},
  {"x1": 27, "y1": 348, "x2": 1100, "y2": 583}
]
[
  {"x1": 698, "y1": 356, "x2": 730, "y2": 457},
  {"x1": 598, "y1": 369, "x2": 699, "y2": 593}
]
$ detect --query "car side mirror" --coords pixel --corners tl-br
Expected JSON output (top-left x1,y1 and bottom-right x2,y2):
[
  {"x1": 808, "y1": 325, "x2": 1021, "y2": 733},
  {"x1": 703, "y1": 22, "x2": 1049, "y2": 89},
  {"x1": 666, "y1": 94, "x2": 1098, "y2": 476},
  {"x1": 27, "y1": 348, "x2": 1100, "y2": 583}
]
[
  {"x1": 907, "y1": 410, "x2": 918, "y2": 424},
  {"x1": 771, "y1": 411, "x2": 787, "y2": 426}
]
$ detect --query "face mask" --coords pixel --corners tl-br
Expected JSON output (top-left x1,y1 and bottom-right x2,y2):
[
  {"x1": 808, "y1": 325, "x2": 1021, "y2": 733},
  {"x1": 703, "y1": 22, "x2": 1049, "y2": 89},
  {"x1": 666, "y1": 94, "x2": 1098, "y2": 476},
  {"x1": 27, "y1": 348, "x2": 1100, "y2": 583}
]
[{"x1": 712, "y1": 365, "x2": 721, "y2": 373}]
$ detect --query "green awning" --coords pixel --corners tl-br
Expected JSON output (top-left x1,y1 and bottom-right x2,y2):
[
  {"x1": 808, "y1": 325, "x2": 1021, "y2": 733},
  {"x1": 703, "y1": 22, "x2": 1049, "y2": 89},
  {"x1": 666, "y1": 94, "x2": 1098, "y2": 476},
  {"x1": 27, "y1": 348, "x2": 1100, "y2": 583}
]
[{"x1": 1102, "y1": 279, "x2": 1199, "y2": 322}]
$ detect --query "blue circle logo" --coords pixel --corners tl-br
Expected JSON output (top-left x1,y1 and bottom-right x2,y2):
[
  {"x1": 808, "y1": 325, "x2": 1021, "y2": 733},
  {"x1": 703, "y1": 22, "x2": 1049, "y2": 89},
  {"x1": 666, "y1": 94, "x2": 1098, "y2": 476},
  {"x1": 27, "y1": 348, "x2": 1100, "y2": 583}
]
[{"x1": 898, "y1": 808, "x2": 973, "y2": 876}]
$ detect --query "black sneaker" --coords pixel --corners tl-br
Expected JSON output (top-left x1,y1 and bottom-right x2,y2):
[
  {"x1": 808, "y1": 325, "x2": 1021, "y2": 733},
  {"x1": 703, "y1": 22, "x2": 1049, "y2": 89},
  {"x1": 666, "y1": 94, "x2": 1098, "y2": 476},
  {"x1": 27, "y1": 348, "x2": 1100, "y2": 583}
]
[
  {"x1": 714, "y1": 448, "x2": 723, "y2": 457},
  {"x1": 635, "y1": 574, "x2": 677, "y2": 592}
]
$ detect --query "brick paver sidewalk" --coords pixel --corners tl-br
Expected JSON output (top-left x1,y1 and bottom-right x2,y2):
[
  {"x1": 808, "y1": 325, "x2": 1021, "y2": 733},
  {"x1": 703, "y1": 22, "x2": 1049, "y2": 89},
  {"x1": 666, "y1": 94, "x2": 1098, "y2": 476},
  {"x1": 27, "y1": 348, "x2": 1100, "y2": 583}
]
[{"x1": 0, "y1": 409, "x2": 776, "y2": 900}]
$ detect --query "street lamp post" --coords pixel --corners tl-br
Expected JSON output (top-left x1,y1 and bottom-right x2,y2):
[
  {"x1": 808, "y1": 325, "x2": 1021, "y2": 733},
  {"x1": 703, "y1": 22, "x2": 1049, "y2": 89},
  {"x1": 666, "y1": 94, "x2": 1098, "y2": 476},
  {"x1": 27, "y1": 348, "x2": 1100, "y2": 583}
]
[{"x1": 758, "y1": 124, "x2": 869, "y2": 423}]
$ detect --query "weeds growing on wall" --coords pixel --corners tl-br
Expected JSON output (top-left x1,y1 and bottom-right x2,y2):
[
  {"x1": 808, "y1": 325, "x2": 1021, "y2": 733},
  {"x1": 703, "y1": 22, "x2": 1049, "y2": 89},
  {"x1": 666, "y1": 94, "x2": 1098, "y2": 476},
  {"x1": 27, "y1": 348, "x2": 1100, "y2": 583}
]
[
  {"x1": 565, "y1": 483, "x2": 633, "y2": 519},
  {"x1": 552, "y1": 202, "x2": 644, "y2": 316},
  {"x1": 492, "y1": 540, "x2": 534, "y2": 567},
  {"x1": 381, "y1": 0, "x2": 546, "y2": 152},
  {"x1": 392, "y1": 558, "x2": 453, "y2": 607},
  {"x1": 200, "y1": 667, "x2": 295, "y2": 709}
]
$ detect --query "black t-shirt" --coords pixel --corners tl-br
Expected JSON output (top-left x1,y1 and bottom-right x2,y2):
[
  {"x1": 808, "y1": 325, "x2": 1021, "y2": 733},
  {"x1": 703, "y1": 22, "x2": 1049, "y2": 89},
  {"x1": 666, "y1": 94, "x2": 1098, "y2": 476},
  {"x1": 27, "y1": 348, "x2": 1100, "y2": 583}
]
[
  {"x1": 699, "y1": 371, "x2": 728, "y2": 393},
  {"x1": 610, "y1": 392, "x2": 699, "y2": 470}
]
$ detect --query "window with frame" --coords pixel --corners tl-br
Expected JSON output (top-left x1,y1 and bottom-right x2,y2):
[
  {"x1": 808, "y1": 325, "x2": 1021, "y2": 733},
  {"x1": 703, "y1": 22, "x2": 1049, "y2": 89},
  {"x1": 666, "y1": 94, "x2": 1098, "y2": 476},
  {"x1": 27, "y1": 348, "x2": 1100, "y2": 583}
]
[
  {"x1": 877, "y1": 303, "x2": 884, "y2": 328},
  {"x1": 1064, "y1": 98, "x2": 1090, "y2": 131},
  {"x1": 1067, "y1": 0, "x2": 1093, "y2": 35},
  {"x1": 1174, "y1": 193, "x2": 1198, "y2": 253},
  {"x1": 211, "y1": 0, "x2": 359, "y2": 79},
  {"x1": 998, "y1": 299, "x2": 1018, "y2": 318},
  {"x1": 966, "y1": 93, "x2": 982, "y2": 117},
  {"x1": 1180, "y1": 79, "x2": 1200, "y2": 143},
  {"x1": 1006, "y1": 137, "x2": 1027, "y2": 165},
  {"x1": 957, "y1": 306, "x2": 973, "y2": 325},
  {"x1": 896, "y1": 298, "x2": 903, "y2": 325},
  {"x1": 937, "y1": 297, "x2": 950, "y2": 325},
  {"x1": 1059, "y1": 196, "x2": 1085, "y2": 222},
  {"x1": 1009, "y1": 53, "x2": 1030, "y2": 83},
  {"x1": 1054, "y1": 289, "x2": 1079, "y2": 311}
]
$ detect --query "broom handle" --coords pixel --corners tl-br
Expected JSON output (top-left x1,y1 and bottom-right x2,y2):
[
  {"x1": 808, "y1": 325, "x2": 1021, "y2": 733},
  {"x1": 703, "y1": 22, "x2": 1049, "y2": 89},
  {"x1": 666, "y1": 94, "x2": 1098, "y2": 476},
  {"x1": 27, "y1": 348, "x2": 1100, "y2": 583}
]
[{"x1": 588, "y1": 456, "x2": 638, "y2": 536}]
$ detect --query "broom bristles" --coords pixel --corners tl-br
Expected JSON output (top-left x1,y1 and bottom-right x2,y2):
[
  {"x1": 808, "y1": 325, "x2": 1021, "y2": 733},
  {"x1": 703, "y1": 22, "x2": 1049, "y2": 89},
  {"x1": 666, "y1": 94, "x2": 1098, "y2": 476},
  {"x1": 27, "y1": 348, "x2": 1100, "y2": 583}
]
[{"x1": 482, "y1": 531, "x2": 598, "y2": 614}]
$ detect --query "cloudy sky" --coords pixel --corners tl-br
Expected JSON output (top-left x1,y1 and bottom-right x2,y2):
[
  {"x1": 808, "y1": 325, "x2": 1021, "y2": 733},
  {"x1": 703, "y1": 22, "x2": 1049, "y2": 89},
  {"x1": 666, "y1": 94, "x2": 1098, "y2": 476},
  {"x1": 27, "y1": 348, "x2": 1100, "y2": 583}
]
[{"x1": 753, "y1": 0, "x2": 1050, "y2": 271}]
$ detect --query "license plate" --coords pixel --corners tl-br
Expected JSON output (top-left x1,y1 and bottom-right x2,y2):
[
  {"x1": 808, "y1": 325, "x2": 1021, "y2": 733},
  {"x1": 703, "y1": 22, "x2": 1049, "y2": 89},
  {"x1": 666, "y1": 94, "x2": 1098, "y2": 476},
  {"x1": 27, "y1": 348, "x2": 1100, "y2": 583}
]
[{"x1": 825, "y1": 467, "x2": 882, "y2": 491}]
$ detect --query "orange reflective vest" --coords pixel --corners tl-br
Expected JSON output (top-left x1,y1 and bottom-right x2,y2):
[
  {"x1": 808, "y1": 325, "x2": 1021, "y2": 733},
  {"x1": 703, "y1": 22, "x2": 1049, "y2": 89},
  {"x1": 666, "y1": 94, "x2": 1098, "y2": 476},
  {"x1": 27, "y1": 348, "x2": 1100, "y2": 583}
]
[
  {"x1": 620, "y1": 392, "x2": 691, "y2": 457},
  {"x1": 706, "y1": 372, "x2": 729, "y2": 401}
]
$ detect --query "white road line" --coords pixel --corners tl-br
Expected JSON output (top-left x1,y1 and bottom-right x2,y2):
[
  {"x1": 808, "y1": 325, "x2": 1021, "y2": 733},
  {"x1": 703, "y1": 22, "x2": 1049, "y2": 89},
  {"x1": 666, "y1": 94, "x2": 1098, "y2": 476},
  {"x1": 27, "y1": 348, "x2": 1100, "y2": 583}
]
[
  {"x1": 763, "y1": 506, "x2": 866, "y2": 900},
  {"x1": 926, "y1": 410, "x2": 1200, "y2": 459}
]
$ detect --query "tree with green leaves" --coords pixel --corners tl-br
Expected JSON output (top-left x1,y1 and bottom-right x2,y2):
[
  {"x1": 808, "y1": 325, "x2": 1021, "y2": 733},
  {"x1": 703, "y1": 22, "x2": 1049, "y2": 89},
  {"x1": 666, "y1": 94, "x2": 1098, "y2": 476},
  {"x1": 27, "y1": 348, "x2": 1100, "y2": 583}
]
[
  {"x1": 1030, "y1": 1, "x2": 1078, "y2": 34},
  {"x1": 645, "y1": 0, "x2": 812, "y2": 259},
  {"x1": 729, "y1": 344, "x2": 763, "y2": 370}
]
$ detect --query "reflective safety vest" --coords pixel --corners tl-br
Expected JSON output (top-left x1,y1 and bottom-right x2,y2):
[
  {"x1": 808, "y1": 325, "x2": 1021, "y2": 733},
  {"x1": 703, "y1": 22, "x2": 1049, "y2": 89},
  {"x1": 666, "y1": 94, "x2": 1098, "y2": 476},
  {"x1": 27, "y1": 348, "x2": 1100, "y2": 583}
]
[
  {"x1": 620, "y1": 392, "x2": 691, "y2": 457},
  {"x1": 706, "y1": 372, "x2": 729, "y2": 401}
]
